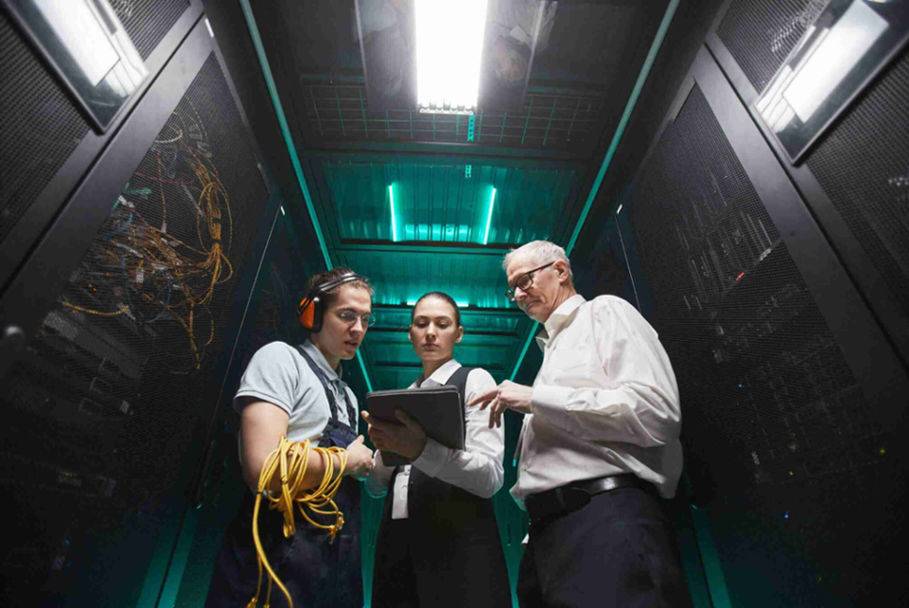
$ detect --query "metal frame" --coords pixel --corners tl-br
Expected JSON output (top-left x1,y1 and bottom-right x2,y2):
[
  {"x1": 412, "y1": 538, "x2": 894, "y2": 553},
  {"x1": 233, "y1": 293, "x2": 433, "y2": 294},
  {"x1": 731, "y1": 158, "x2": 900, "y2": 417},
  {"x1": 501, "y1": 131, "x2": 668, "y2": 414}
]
[
  {"x1": 688, "y1": 46, "x2": 909, "y2": 432},
  {"x1": 611, "y1": 41, "x2": 909, "y2": 605},
  {"x1": 0, "y1": 0, "x2": 204, "y2": 293},
  {"x1": 0, "y1": 17, "x2": 214, "y2": 378},
  {"x1": 705, "y1": 0, "x2": 909, "y2": 370},
  {"x1": 297, "y1": 80, "x2": 607, "y2": 156},
  {"x1": 0, "y1": 12, "x2": 288, "y2": 606}
]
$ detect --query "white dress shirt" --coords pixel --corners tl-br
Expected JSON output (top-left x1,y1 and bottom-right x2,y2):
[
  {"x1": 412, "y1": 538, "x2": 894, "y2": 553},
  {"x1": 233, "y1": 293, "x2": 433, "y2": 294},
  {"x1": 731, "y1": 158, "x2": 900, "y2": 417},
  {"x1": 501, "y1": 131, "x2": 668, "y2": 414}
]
[
  {"x1": 366, "y1": 359, "x2": 504, "y2": 519},
  {"x1": 512, "y1": 294, "x2": 683, "y2": 502}
]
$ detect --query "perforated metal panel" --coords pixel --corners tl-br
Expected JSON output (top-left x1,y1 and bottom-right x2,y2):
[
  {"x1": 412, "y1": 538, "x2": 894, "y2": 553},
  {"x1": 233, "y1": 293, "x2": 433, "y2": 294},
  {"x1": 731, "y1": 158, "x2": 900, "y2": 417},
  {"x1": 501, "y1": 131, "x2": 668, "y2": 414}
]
[
  {"x1": 628, "y1": 84, "x2": 900, "y2": 604},
  {"x1": 0, "y1": 0, "x2": 190, "y2": 252},
  {"x1": 0, "y1": 14, "x2": 90, "y2": 245},
  {"x1": 717, "y1": 0, "x2": 826, "y2": 92},
  {"x1": 805, "y1": 51, "x2": 909, "y2": 316},
  {"x1": 0, "y1": 54, "x2": 268, "y2": 605},
  {"x1": 301, "y1": 83, "x2": 606, "y2": 153},
  {"x1": 111, "y1": 0, "x2": 189, "y2": 60}
]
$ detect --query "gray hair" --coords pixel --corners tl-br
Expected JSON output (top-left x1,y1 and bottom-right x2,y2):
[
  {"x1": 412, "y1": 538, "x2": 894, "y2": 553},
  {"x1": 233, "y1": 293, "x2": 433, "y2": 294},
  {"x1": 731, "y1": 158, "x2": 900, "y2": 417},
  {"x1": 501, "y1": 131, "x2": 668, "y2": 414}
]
[{"x1": 503, "y1": 240, "x2": 573, "y2": 279}]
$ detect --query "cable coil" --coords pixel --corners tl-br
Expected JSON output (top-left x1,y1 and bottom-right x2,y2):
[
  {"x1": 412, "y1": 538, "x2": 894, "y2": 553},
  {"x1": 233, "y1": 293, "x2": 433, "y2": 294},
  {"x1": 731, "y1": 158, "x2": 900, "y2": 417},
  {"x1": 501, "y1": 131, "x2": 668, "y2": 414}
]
[{"x1": 249, "y1": 437, "x2": 348, "y2": 608}]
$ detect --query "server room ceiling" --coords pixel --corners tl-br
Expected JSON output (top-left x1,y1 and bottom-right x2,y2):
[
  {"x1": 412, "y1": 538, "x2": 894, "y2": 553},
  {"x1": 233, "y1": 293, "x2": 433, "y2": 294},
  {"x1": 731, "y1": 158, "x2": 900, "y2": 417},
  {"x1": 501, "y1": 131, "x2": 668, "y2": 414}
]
[{"x1": 253, "y1": 0, "x2": 671, "y2": 388}]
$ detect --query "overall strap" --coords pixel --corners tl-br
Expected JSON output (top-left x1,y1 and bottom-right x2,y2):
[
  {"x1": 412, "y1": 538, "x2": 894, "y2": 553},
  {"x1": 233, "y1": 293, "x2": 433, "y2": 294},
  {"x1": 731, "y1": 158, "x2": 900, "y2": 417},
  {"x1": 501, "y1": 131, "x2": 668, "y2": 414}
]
[{"x1": 295, "y1": 345, "x2": 356, "y2": 426}]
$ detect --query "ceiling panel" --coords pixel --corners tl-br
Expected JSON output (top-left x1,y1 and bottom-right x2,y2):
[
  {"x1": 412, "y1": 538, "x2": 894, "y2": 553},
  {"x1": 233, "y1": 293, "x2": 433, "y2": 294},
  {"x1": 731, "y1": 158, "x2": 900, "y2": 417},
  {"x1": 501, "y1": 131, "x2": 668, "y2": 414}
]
[
  {"x1": 334, "y1": 248, "x2": 514, "y2": 308},
  {"x1": 299, "y1": 85, "x2": 608, "y2": 154},
  {"x1": 251, "y1": 0, "x2": 672, "y2": 388},
  {"x1": 362, "y1": 330, "x2": 520, "y2": 389},
  {"x1": 314, "y1": 158, "x2": 578, "y2": 246}
]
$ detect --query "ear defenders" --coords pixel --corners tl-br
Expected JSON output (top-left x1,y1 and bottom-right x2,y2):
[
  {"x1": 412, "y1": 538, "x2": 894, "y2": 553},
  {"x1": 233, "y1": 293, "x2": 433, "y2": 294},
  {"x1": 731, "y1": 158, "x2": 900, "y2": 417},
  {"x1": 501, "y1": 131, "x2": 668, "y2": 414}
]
[{"x1": 297, "y1": 272, "x2": 365, "y2": 332}]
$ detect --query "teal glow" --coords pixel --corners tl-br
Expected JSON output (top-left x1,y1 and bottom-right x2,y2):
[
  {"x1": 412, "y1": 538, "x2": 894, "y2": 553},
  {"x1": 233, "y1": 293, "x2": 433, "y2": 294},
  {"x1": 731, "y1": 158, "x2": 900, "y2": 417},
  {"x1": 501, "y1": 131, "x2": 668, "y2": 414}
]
[
  {"x1": 509, "y1": 321, "x2": 538, "y2": 381},
  {"x1": 690, "y1": 506, "x2": 733, "y2": 607},
  {"x1": 388, "y1": 184, "x2": 399, "y2": 242},
  {"x1": 455, "y1": 300, "x2": 470, "y2": 308},
  {"x1": 509, "y1": 0, "x2": 680, "y2": 382},
  {"x1": 155, "y1": 509, "x2": 199, "y2": 607},
  {"x1": 565, "y1": 0, "x2": 680, "y2": 255},
  {"x1": 483, "y1": 187, "x2": 496, "y2": 245},
  {"x1": 240, "y1": 0, "x2": 373, "y2": 394}
]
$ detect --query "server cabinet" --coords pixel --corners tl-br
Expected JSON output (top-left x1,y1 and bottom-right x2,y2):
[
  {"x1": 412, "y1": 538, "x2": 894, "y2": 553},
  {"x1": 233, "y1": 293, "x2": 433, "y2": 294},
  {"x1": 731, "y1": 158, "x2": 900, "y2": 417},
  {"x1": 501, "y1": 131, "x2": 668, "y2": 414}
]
[
  {"x1": 0, "y1": 0, "x2": 202, "y2": 292},
  {"x1": 167, "y1": 205, "x2": 321, "y2": 606},
  {"x1": 707, "y1": 0, "x2": 909, "y2": 369},
  {"x1": 622, "y1": 47, "x2": 908, "y2": 606},
  {"x1": 0, "y1": 12, "x2": 275, "y2": 606}
]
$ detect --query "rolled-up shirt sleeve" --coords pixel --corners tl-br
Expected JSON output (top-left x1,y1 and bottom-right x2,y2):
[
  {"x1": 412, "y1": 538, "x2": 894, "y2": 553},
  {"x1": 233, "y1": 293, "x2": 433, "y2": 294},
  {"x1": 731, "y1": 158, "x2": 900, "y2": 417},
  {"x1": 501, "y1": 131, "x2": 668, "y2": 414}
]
[
  {"x1": 531, "y1": 298, "x2": 681, "y2": 448},
  {"x1": 412, "y1": 368, "x2": 504, "y2": 498}
]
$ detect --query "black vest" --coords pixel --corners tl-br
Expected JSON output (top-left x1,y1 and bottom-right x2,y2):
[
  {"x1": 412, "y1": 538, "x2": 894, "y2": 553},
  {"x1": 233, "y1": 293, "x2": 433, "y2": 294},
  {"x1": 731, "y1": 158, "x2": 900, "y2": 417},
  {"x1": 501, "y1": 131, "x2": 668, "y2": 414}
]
[
  {"x1": 374, "y1": 366, "x2": 511, "y2": 608},
  {"x1": 400, "y1": 366, "x2": 496, "y2": 530}
]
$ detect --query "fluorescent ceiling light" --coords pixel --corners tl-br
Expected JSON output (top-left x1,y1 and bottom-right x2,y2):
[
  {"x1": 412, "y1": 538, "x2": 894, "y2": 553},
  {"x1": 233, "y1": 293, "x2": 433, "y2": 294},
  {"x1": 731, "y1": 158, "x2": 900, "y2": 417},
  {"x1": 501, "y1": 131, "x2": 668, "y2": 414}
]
[
  {"x1": 388, "y1": 184, "x2": 399, "y2": 242},
  {"x1": 482, "y1": 187, "x2": 496, "y2": 245},
  {"x1": 415, "y1": 0, "x2": 488, "y2": 114}
]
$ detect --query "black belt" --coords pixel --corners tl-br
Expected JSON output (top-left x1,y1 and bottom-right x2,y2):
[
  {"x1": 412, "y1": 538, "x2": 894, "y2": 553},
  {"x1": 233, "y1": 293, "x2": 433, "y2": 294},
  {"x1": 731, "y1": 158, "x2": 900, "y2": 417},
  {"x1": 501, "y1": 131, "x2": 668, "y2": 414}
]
[{"x1": 524, "y1": 474, "x2": 657, "y2": 524}]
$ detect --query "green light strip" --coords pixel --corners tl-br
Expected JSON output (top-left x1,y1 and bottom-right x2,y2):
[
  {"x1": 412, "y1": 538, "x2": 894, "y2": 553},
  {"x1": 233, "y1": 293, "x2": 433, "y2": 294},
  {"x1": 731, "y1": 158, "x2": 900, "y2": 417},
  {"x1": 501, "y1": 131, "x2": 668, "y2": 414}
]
[
  {"x1": 483, "y1": 187, "x2": 497, "y2": 245},
  {"x1": 509, "y1": 0, "x2": 680, "y2": 381},
  {"x1": 239, "y1": 0, "x2": 330, "y2": 265},
  {"x1": 690, "y1": 506, "x2": 733, "y2": 607},
  {"x1": 389, "y1": 184, "x2": 399, "y2": 242},
  {"x1": 566, "y1": 0, "x2": 679, "y2": 254},
  {"x1": 239, "y1": 0, "x2": 373, "y2": 392},
  {"x1": 509, "y1": 321, "x2": 537, "y2": 381}
]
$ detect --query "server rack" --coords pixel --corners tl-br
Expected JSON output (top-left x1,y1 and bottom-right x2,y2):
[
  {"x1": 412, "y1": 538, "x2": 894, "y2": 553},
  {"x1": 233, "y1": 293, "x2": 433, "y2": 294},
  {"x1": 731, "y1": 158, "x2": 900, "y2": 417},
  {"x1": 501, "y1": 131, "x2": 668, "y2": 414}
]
[
  {"x1": 706, "y1": 0, "x2": 909, "y2": 370},
  {"x1": 0, "y1": 5, "x2": 284, "y2": 604},
  {"x1": 619, "y1": 40, "x2": 908, "y2": 605}
]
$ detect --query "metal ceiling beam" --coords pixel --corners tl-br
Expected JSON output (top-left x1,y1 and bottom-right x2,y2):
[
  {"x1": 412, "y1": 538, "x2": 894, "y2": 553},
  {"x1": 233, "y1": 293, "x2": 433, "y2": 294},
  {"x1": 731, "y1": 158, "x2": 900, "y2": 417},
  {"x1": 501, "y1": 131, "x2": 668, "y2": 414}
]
[
  {"x1": 367, "y1": 327, "x2": 520, "y2": 338},
  {"x1": 508, "y1": 0, "x2": 681, "y2": 381},
  {"x1": 239, "y1": 0, "x2": 375, "y2": 390},
  {"x1": 300, "y1": 141, "x2": 585, "y2": 163},
  {"x1": 372, "y1": 303, "x2": 524, "y2": 315},
  {"x1": 336, "y1": 241, "x2": 513, "y2": 256}
]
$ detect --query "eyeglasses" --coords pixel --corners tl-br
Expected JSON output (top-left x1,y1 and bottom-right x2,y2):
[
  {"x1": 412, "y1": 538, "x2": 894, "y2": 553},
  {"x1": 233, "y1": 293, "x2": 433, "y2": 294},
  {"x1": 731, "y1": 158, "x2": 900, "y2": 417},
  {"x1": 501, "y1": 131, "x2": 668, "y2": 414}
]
[
  {"x1": 335, "y1": 309, "x2": 376, "y2": 328},
  {"x1": 504, "y1": 261, "x2": 556, "y2": 301}
]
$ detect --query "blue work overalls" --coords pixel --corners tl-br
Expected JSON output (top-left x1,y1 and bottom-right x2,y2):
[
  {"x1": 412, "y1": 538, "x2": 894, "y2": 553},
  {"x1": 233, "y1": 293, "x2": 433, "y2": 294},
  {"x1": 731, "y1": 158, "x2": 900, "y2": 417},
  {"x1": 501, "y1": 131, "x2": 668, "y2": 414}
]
[{"x1": 205, "y1": 345, "x2": 362, "y2": 608}]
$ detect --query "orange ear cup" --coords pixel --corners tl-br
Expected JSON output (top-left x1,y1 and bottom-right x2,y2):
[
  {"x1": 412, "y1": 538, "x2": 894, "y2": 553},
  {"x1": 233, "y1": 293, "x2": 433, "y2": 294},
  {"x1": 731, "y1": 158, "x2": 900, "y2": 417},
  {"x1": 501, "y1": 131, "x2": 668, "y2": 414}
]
[{"x1": 298, "y1": 298, "x2": 317, "y2": 329}]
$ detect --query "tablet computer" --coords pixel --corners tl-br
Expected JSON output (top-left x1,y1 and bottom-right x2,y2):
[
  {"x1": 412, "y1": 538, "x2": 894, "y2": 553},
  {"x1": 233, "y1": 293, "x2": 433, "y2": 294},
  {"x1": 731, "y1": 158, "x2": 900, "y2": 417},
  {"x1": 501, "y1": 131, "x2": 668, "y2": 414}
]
[{"x1": 366, "y1": 385, "x2": 465, "y2": 466}]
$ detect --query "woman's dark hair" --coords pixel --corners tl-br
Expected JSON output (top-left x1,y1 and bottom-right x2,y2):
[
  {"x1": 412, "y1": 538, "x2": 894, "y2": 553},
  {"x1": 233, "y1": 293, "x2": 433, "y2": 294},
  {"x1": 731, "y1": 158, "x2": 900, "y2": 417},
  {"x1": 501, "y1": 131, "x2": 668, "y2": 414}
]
[{"x1": 410, "y1": 291, "x2": 461, "y2": 326}]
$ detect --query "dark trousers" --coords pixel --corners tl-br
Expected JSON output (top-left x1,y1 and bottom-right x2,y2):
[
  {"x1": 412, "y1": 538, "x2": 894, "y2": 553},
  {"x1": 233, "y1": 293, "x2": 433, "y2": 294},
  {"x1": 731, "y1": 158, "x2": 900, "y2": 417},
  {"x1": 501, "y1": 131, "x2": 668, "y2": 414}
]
[
  {"x1": 372, "y1": 514, "x2": 511, "y2": 608},
  {"x1": 205, "y1": 490, "x2": 361, "y2": 608},
  {"x1": 518, "y1": 486, "x2": 692, "y2": 608}
]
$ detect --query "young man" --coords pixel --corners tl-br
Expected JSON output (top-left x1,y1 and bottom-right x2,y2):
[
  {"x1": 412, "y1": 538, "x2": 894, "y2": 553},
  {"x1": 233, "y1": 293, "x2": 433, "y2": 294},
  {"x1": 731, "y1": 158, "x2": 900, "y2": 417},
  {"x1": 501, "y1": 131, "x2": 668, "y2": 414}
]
[
  {"x1": 471, "y1": 241, "x2": 691, "y2": 607},
  {"x1": 206, "y1": 268, "x2": 376, "y2": 608}
]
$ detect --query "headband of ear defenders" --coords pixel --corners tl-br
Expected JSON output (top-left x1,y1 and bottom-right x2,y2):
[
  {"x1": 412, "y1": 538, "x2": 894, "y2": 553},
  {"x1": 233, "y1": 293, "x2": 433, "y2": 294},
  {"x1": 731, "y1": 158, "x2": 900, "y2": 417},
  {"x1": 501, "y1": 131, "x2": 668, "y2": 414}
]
[{"x1": 297, "y1": 272, "x2": 367, "y2": 331}]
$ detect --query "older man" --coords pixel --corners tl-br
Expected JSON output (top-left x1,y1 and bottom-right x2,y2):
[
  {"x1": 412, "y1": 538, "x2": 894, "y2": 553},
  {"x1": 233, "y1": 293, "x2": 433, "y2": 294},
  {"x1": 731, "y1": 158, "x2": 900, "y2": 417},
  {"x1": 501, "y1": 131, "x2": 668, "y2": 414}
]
[{"x1": 470, "y1": 240, "x2": 691, "y2": 607}]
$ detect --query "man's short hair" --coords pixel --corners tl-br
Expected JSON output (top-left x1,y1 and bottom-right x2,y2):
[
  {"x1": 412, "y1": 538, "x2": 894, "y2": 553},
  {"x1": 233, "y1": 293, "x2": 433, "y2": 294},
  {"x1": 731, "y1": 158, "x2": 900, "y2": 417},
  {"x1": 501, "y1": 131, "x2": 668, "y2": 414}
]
[
  {"x1": 503, "y1": 240, "x2": 573, "y2": 280},
  {"x1": 305, "y1": 267, "x2": 373, "y2": 309}
]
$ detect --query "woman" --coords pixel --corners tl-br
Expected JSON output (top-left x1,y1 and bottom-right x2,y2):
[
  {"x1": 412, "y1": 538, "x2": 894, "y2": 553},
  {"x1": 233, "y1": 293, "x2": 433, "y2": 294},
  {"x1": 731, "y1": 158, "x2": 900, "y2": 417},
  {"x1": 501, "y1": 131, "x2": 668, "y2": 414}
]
[{"x1": 363, "y1": 292, "x2": 511, "y2": 607}]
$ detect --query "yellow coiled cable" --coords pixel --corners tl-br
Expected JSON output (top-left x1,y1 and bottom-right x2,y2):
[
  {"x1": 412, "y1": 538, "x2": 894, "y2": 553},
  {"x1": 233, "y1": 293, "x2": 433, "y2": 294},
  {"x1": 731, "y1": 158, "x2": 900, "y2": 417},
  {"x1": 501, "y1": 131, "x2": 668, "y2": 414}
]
[{"x1": 248, "y1": 437, "x2": 348, "y2": 608}]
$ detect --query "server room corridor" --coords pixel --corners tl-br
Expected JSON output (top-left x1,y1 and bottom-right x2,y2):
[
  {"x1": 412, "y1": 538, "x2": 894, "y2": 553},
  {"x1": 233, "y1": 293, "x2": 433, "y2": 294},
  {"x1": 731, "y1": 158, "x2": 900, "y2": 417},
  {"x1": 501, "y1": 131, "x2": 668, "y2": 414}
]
[{"x1": 1, "y1": 1, "x2": 907, "y2": 606}]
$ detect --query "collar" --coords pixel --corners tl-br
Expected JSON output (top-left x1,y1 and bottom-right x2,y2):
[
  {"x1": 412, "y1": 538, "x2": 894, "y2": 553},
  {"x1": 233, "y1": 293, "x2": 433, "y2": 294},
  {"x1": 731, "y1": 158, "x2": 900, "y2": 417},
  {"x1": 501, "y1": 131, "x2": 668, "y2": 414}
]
[
  {"x1": 536, "y1": 294, "x2": 586, "y2": 349},
  {"x1": 414, "y1": 358, "x2": 461, "y2": 387},
  {"x1": 302, "y1": 339, "x2": 342, "y2": 382}
]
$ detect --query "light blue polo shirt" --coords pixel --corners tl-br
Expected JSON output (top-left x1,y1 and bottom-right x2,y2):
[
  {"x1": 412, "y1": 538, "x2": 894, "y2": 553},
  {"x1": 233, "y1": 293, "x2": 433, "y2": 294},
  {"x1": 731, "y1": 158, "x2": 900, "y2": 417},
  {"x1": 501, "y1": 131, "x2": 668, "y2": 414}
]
[{"x1": 233, "y1": 340, "x2": 358, "y2": 443}]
